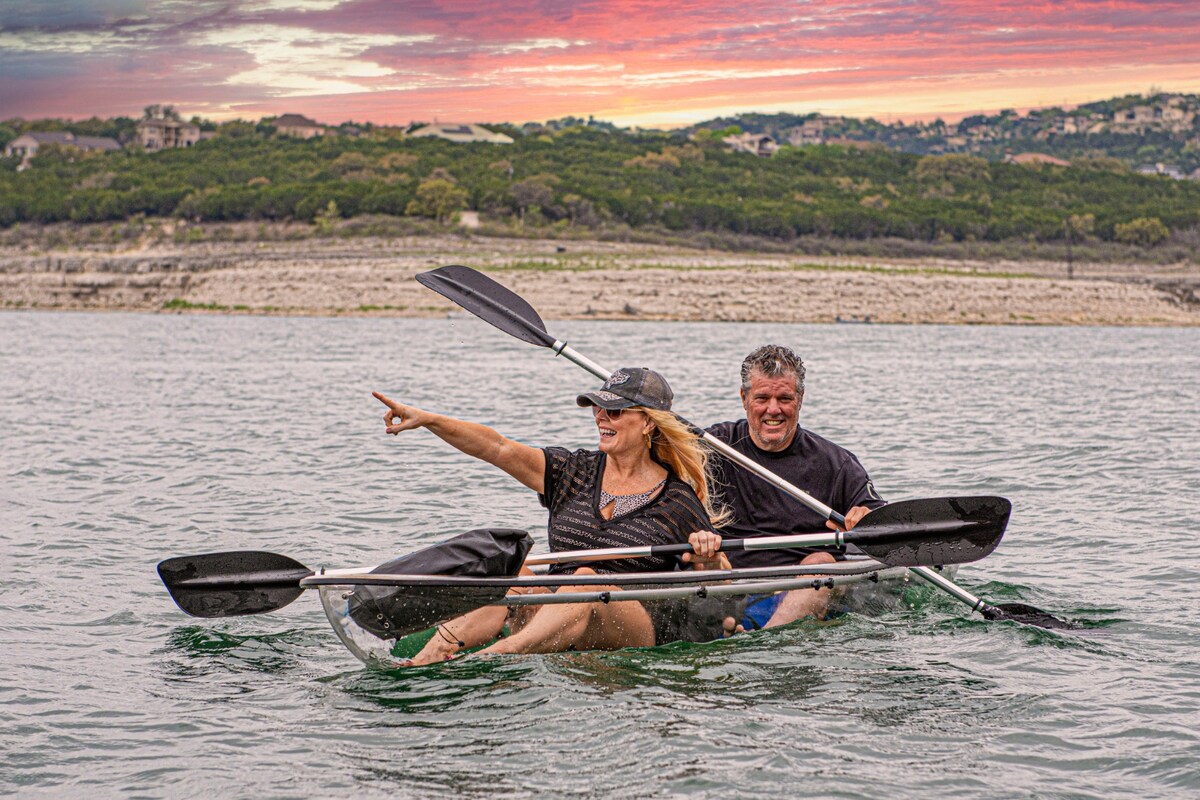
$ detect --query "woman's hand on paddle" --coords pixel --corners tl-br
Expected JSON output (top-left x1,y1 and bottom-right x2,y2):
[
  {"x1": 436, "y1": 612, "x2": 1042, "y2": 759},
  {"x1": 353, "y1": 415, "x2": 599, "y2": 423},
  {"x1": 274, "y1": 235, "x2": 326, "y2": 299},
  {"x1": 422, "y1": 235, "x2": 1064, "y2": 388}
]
[
  {"x1": 682, "y1": 530, "x2": 730, "y2": 571},
  {"x1": 374, "y1": 391, "x2": 428, "y2": 434},
  {"x1": 826, "y1": 505, "x2": 872, "y2": 532}
]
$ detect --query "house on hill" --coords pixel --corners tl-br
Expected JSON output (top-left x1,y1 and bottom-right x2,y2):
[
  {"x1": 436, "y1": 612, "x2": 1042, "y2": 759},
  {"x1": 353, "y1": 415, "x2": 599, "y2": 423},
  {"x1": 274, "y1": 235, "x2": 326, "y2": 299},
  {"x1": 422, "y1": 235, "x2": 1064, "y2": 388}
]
[
  {"x1": 5, "y1": 131, "x2": 121, "y2": 169},
  {"x1": 1004, "y1": 152, "x2": 1071, "y2": 167},
  {"x1": 722, "y1": 132, "x2": 778, "y2": 157},
  {"x1": 408, "y1": 123, "x2": 513, "y2": 144},
  {"x1": 1136, "y1": 163, "x2": 1186, "y2": 179},
  {"x1": 274, "y1": 114, "x2": 327, "y2": 138},
  {"x1": 786, "y1": 115, "x2": 840, "y2": 146},
  {"x1": 136, "y1": 118, "x2": 200, "y2": 151}
]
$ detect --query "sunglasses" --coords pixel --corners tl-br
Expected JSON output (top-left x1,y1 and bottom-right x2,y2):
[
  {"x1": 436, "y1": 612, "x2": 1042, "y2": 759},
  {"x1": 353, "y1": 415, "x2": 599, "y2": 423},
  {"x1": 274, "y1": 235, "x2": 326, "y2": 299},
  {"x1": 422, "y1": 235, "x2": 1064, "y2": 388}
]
[{"x1": 592, "y1": 405, "x2": 639, "y2": 420}]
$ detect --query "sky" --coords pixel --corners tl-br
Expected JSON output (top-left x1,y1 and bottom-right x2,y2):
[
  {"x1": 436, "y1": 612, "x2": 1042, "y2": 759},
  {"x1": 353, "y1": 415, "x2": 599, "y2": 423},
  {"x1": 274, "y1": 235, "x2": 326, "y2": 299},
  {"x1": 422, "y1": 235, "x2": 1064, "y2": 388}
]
[{"x1": 2, "y1": 1, "x2": 1200, "y2": 128}]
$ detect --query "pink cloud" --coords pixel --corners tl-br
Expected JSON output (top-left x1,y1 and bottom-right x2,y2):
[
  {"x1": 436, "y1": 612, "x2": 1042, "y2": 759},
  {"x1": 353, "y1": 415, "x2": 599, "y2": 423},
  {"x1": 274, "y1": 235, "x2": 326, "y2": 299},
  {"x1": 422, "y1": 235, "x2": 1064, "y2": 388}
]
[{"x1": 2, "y1": 0, "x2": 1198, "y2": 125}]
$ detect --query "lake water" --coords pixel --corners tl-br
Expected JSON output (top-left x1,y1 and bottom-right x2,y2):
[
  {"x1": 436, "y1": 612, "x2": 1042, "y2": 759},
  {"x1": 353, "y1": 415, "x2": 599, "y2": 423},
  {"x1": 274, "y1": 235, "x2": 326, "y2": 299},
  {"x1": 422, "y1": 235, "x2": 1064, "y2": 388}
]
[{"x1": 2, "y1": 311, "x2": 1198, "y2": 798}]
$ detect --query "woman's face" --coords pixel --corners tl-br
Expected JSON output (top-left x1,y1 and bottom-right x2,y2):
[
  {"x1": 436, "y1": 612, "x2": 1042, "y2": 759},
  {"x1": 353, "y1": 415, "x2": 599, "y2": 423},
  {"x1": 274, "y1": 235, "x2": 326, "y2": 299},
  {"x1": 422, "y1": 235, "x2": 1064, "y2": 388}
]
[{"x1": 592, "y1": 406, "x2": 650, "y2": 456}]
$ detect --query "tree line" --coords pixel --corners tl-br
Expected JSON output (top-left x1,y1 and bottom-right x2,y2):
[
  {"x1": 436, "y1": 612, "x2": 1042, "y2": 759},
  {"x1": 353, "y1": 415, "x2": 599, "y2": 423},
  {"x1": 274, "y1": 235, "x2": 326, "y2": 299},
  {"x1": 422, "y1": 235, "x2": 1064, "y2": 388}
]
[{"x1": 2, "y1": 124, "x2": 1197, "y2": 247}]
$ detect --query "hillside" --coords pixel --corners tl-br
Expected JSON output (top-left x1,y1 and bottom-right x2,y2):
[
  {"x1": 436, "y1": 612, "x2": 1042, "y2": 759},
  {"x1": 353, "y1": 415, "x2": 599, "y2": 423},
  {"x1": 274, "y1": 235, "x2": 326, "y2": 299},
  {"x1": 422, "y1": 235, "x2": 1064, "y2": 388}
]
[
  {"x1": 2, "y1": 100, "x2": 1199, "y2": 257},
  {"x1": 683, "y1": 92, "x2": 1200, "y2": 174}
]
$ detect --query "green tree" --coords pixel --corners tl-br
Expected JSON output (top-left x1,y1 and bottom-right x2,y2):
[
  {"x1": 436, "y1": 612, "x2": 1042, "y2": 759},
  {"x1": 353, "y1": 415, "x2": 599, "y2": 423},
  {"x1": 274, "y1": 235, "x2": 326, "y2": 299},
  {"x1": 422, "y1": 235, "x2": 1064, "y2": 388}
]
[
  {"x1": 510, "y1": 176, "x2": 557, "y2": 221},
  {"x1": 1114, "y1": 217, "x2": 1170, "y2": 247},
  {"x1": 406, "y1": 177, "x2": 468, "y2": 223},
  {"x1": 314, "y1": 200, "x2": 340, "y2": 234},
  {"x1": 1066, "y1": 213, "x2": 1096, "y2": 239},
  {"x1": 143, "y1": 104, "x2": 180, "y2": 121},
  {"x1": 914, "y1": 154, "x2": 990, "y2": 187}
]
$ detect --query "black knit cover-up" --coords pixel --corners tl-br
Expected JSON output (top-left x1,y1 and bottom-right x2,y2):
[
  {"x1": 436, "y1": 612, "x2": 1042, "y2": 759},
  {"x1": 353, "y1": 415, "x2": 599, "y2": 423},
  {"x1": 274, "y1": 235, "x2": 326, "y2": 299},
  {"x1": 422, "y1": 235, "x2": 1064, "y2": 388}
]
[{"x1": 539, "y1": 447, "x2": 731, "y2": 643}]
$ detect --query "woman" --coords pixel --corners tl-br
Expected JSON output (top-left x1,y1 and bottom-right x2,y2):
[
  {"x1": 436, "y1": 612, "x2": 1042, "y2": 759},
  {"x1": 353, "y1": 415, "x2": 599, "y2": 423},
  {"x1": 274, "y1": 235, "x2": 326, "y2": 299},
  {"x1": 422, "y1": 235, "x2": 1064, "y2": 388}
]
[{"x1": 373, "y1": 367, "x2": 728, "y2": 663}]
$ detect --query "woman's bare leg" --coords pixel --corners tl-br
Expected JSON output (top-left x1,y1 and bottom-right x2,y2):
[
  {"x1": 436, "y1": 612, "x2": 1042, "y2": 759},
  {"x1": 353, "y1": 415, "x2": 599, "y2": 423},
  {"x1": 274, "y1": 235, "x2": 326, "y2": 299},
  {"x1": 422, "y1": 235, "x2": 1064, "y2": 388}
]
[
  {"x1": 404, "y1": 604, "x2": 510, "y2": 665},
  {"x1": 478, "y1": 569, "x2": 656, "y2": 655},
  {"x1": 405, "y1": 565, "x2": 548, "y2": 665}
]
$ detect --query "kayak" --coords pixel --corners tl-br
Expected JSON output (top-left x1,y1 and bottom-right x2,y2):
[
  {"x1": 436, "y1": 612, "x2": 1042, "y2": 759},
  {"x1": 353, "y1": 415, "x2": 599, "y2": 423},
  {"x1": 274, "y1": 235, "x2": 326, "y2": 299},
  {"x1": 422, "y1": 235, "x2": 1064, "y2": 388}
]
[
  {"x1": 156, "y1": 500, "x2": 1010, "y2": 668},
  {"x1": 307, "y1": 556, "x2": 958, "y2": 667}
]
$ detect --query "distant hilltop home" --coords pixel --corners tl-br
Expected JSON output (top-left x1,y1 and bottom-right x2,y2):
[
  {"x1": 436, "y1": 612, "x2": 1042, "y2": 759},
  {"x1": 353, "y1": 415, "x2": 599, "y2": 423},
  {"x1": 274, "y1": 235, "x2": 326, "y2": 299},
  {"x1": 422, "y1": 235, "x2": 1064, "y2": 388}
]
[
  {"x1": 408, "y1": 123, "x2": 514, "y2": 144},
  {"x1": 274, "y1": 114, "x2": 328, "y2": 138},
  {"x1": 1136, "y1": 162, "x2": 1187, "y2": 180},
  {"x1": 785, "y1": 115, "x2": 840, "y2": 146},
  {"x1": 136, "y1": 118, "x2": 201, "y2": 151},
  {"x1": 1004, "y1": 152, "x2": 1072, "y2": 167},
  {"x1": 722, "y1": 132, "x2": 778, "y2": 157},
  {"x1": 5, "y1": 131, "x2": 120, "y2": 169},
  {"x1": 1109, "y1": 96, "x2": 1197, "y2": 134}
]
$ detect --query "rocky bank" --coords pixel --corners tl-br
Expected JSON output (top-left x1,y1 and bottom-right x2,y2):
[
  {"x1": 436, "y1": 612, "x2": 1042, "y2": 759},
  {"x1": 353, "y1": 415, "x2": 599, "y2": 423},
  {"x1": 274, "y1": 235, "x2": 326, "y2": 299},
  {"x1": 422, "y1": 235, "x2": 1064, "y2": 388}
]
[{"x1": 1, "y1": 235, "x2": 1197, "y2": 326}]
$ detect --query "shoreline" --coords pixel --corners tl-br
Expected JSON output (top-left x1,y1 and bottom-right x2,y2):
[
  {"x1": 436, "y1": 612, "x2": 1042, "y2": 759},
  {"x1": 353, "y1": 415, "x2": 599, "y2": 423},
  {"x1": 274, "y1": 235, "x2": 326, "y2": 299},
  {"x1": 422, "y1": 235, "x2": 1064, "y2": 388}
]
[{"x1": 2, "y1": 234, "x2": 1197, "y2": 326}]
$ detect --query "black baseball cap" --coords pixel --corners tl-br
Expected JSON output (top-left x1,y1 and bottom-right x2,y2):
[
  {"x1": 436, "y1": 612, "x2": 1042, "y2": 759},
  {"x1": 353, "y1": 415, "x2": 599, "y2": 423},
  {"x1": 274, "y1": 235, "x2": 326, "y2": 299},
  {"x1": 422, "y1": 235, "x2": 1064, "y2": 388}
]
[{"x1": 576, "y1": 367, "x2": 674, "y2": 411}]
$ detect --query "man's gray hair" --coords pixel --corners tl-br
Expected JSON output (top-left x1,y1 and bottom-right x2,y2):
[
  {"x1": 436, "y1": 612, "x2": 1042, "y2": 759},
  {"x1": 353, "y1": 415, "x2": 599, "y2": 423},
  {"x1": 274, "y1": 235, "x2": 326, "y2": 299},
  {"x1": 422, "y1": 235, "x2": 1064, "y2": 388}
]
[{"x1": 740, "y1": 344, "x2": 805, "y2": 394}]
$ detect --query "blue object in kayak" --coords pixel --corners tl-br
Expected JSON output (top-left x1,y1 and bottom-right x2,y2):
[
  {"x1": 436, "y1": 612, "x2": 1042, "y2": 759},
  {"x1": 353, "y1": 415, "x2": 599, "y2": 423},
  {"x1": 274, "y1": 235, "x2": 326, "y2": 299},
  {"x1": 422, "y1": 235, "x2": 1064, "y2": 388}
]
[{"x1": 741, "y1": 593, "x2": 784, "y2": 631}]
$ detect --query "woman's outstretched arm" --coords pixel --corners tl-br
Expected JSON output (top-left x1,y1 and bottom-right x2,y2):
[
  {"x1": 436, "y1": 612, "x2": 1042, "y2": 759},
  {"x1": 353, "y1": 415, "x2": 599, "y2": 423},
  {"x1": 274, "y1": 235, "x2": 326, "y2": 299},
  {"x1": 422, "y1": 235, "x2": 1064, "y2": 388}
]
[{"x1": 374, "y1": 391, "x2": 545, "y2": 492}]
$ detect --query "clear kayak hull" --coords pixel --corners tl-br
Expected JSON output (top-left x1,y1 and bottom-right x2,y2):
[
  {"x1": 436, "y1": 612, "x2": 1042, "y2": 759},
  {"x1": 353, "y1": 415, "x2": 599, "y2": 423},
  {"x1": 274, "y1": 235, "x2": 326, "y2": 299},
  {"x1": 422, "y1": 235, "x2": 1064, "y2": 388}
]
[{"x1": 317, "y1": 560, "x2": 959, "y2": 667}]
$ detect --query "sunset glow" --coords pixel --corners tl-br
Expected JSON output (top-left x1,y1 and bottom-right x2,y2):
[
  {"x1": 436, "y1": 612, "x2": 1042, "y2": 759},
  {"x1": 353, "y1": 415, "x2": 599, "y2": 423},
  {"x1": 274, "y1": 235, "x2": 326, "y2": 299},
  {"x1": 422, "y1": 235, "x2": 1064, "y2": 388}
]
[{"x1": 2, "y1": 1, "x2": 1199, "y2": 126}]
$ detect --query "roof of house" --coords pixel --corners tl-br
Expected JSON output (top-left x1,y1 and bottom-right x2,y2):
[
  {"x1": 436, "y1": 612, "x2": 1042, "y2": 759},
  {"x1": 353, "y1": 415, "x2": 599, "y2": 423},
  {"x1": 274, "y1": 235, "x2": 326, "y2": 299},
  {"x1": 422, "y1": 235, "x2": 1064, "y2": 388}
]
[
  {"x1": 408, "y1": 123, "x2": 513, "y2": 144},
  {"x1": 723, "y1": 132, "x2": 776, "y2": 143},
  {"x1": 1005, "y1": 153, "x2": 1071, "y2": 167},
  {"x1": 12, "y1": 131, "x2": 120, "y2": 150},
  {"x1": 274, "y1": 114, "x2": 323, "y2": 129},
  {"x1": 18, "y1": 131, "x2": 77, "y2": 145}
]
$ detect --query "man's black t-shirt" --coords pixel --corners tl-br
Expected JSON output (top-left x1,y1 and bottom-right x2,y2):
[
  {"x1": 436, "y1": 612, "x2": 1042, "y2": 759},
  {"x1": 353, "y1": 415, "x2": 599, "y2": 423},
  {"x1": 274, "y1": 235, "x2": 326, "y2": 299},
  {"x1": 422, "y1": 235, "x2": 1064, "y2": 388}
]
[
  {"x1": 539, "y1": 447, "x2": 715, "y2": 574},
  {"x1": 706, "y1": 420, "x2": 885, "y2": 568}
]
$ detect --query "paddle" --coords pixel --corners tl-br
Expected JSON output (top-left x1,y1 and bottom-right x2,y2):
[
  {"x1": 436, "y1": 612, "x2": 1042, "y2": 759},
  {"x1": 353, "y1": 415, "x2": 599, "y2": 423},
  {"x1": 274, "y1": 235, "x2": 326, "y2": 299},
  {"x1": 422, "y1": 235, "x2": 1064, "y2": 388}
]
[
  {"x1": 158, "y1": 509, "x2": 981, "y2": 622},
  {"x1": 158, "y1": 551, "x2": 312, "y2": 618},
  {"x1": 159, "y1": 528, "x2": 532, "y2": 620},
  {"x1": 525, "y1": 496, "x2": 1007, "y2": 569},
  {"x1": 416, "y1": 264, "x2": 1072, "y2": 629}
]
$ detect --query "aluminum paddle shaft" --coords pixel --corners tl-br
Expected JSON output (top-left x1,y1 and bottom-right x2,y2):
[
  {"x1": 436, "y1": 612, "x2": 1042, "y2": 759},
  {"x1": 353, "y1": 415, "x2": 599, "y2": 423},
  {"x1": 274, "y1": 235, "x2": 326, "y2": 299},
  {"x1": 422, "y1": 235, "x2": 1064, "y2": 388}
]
[{"x1": 526, "y1": 496, "x2": 1007, "y2": 569}]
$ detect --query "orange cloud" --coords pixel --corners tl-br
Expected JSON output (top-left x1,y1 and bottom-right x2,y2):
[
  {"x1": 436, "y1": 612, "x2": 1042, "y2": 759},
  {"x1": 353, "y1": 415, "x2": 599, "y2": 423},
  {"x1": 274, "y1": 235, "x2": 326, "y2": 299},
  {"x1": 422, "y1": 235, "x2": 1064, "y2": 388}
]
[{"x1": 2, "y1": 0, "x2": 1198, "y2": 125}]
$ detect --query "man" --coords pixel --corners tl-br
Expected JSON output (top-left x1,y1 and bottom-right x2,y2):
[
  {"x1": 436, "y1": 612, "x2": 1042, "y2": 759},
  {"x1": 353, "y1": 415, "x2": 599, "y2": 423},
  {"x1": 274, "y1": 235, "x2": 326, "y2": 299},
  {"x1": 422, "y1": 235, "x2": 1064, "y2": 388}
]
[{"x1": 687, "y1": 344, "x2": 884, "y2": 629}]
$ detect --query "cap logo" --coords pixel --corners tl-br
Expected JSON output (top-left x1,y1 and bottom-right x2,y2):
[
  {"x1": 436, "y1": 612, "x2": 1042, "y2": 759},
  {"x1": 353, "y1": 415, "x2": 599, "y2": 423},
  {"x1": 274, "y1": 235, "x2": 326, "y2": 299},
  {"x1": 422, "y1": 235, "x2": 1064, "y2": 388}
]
[{"x1": 605, "y1": 370, "x2": 630, "y2": 388}]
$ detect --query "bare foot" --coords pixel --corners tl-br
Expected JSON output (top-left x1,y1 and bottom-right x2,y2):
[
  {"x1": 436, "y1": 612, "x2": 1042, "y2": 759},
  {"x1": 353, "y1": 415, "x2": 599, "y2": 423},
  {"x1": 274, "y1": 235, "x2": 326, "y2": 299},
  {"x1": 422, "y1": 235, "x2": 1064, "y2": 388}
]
[{"x1": 403, "y1": 628, "x2": 461, "y2": 666}]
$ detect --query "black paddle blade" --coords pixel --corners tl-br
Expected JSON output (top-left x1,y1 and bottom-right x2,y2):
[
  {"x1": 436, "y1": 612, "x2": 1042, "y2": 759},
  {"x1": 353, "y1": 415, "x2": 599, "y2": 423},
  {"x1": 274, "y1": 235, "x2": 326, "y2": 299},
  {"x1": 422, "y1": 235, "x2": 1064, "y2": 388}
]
[
  {"x1": 848, "y1": 496, "x2": 1010, "y2": 567},
  {"x1": 157, "y1": 551, "x2": 312, "y2": 618},
  {"x1": 347, "y1": 528, "x2": 533, "y2": 639},
  {"x1": 416, "y1": 265, "x2": 556, "y2": 348},
  {"x1": 983, "y1": 602, "x2": 1077, "y2": 630}
]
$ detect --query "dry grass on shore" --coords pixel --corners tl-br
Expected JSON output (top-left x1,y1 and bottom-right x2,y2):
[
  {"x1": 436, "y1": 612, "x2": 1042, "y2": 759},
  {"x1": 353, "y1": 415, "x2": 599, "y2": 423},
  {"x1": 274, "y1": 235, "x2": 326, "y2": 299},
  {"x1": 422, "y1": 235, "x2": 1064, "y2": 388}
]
[{"x1": 1, "y1": 221, "x2": 1197, "y2": 326}]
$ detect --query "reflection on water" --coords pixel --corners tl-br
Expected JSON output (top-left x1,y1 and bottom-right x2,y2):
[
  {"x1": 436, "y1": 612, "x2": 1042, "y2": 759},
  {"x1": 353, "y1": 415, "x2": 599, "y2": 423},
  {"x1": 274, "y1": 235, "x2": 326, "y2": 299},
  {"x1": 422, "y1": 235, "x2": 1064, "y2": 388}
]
[{"x1": 160, "y1": 626, "x2": 319, "y2": 679}]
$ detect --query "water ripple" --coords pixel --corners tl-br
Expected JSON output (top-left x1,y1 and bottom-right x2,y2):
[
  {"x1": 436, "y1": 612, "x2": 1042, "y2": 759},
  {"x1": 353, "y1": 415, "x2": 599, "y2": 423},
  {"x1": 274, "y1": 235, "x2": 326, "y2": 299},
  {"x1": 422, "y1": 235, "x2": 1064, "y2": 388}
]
[{"x1": 1, "y1": 313, "x2": 1198, "y2": 797}]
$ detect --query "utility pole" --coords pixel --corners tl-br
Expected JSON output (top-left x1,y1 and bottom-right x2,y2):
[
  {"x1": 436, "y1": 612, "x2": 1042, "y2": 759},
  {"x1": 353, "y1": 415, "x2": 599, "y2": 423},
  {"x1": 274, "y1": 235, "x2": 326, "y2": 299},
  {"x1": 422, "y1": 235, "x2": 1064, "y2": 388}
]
[{"x1": 1064, "y1": 218, "x2": 1074, "y2": 280}]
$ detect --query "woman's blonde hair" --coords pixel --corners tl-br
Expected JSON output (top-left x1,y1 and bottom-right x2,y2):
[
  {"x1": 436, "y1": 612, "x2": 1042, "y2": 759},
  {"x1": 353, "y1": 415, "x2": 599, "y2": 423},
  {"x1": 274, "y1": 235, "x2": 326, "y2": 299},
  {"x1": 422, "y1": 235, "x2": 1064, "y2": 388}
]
[{"x1": 641, "y1": 407, "x2": 729, "y2": 527}]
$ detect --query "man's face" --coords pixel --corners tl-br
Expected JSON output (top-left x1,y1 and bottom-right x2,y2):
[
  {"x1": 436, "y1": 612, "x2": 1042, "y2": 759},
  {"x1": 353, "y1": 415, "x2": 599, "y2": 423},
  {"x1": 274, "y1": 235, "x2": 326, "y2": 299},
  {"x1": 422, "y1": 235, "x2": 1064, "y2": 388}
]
[{"x1": 741, "y1": 369, "x2": 802, "y2": 452}]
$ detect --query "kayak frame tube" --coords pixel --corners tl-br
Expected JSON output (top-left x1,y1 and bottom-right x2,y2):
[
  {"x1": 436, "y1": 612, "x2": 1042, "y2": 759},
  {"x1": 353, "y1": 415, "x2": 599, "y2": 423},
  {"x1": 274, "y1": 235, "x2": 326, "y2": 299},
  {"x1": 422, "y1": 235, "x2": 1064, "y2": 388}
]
[
  {"x1": 300, "y1": 558, "x2": 898, "y2": 590},
  {"x1": 497, "y1": 568, "x2": 900, "y2": 607}
]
